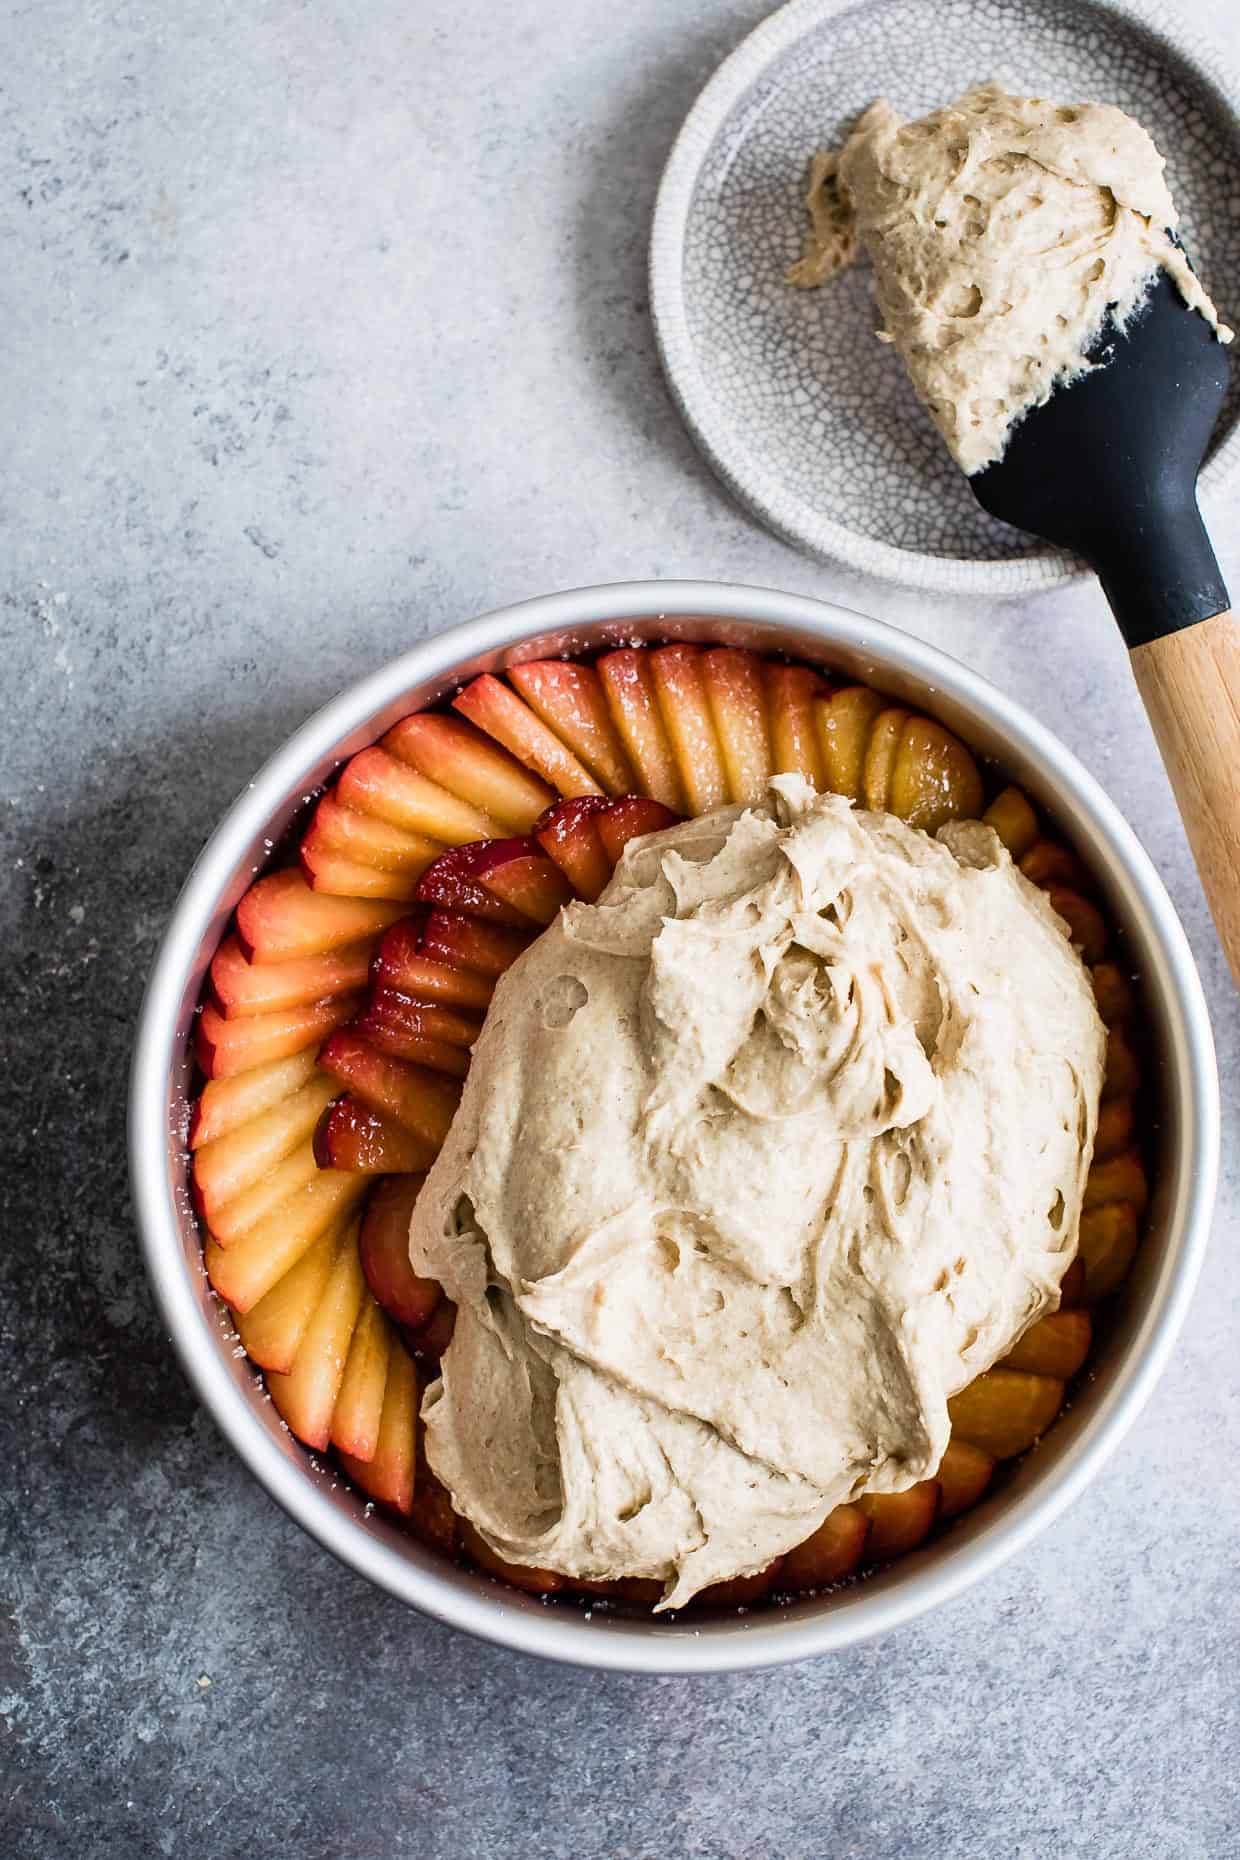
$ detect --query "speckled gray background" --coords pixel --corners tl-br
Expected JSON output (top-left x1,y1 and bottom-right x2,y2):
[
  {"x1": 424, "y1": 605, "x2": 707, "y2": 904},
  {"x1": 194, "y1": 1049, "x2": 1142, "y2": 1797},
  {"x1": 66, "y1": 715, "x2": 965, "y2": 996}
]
[{"x1": 2, "y1": 2, "x2": 1237, "y2": 1855}]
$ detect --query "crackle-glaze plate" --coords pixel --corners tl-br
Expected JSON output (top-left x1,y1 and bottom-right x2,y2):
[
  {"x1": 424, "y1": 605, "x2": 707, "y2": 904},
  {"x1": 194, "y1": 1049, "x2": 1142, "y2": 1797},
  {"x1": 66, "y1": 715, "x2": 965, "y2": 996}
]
[{"x1": 650, "y1": 0, "x2": 1240, "y2": 594}]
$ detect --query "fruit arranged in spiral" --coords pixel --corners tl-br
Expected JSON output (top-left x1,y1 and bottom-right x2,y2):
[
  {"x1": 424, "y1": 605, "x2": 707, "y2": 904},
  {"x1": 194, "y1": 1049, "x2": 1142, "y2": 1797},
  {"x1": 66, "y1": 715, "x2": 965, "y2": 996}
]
[{"x1": 188, "y1": 646, "x2": 1147, "y2": 1600}]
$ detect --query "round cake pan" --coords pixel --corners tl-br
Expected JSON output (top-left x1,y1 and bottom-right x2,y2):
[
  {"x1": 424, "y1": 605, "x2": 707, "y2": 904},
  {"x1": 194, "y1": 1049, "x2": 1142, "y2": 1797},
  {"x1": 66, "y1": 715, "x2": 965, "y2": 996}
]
[{"x1": 129, "y1": 580, "x2": 1218, "y2": 1673}]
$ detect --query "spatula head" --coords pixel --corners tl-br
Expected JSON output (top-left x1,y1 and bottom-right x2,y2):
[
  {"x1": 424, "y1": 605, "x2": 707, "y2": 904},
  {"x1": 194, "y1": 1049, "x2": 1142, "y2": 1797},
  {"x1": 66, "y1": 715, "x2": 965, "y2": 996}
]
[{"x1": 971, "y1": 269, "x2": 1230, "y2": 646}]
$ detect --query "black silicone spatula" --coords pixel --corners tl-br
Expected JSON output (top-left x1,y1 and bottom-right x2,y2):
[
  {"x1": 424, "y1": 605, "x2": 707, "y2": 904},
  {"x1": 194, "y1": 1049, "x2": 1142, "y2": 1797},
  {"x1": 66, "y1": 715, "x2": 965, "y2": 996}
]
[{"x1": 970, "y1": 270, "x2": 1240, "y2": 983}]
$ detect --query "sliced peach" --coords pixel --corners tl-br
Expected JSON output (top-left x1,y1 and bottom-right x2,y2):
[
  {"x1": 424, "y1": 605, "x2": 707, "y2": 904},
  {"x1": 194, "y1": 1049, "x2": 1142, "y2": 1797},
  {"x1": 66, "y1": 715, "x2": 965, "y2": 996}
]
[
  {"x1": 1001, "y1": 1309, "x2": 1092, "y2": 1379},
  {"x1": 858, "y1": 1480, "x2": 940, "y2": 1560},
  {"x1": 508, "y1": 659, "x2": 637, "y2": 795},
  {"x1": 451, "y1": 675, "x2": 601, "y2": 800},
  {"x1": 233, "y1": 1223, "x2": 341, "y2": 1374},
  {"x1": 1094, "y1": 1095, "x2": 1135, "y2": 1160},
  {"x1": 368, "y1": 953, "x2": 495, "y2": 1015},
  {"x1": 459, "y1": 1519, "x2": 563, "y2": 1595},
  {"x1": 385, "y1": 712, "x2": 557, "y2": 830},
  {"x1": 205, "y1": 1139, "x2": 323, "y2": 1248},
  {"x1": 982, "y1": 785, "x2": 1039, "y2": 859},
  {"x1": 189, "y1": 1048, "x2": 321, "y2": 1150},
  {"x1": 301, "y1": 794, "x2": 441, "y2": 876},
  {"x1": 359, "y1": 990, "x2": 483, "y2": 1051},
  {"x1": 701, "y1": 648, "x2": 773, "y2": 805},
  {"x1": 936, "y1": 1440, "x2": 996, "y2": 1521},
  {"x1": 407, "y1": 1452, "x2": 460, "y2": 1554},
  {"x1": 947, "y1": 1370, "x2": 1065, "y2": 1459},
  {"x1": 862, "y1": 707, "x2": 908, "y2": 812},
  {"x1": 1085, "y1": 1146, "x2": 1148, "y2": 1214},
  {"x1": 781, "y1": 1504, "x2": 869, "y2": 1592},
  {"x1": 204, "y1": 1170, "x2": 368, "y2": 1312},
  {"x1": 371, "y1": 917, "x2": 498, "y2": 1011},
  {"x1": 534, "y1": 796, "x2": 613, "y2": 901},
  {"x1": 330, "y1": 1295, "x2": 392, "y2": 1462},
  {"x1": 268, "y1": 1226, "x2": 367, "y2": 1451},
  {"x1": 314, "y1": 1095, "x2": 438, "y2": 1173},
  {"x1": 413, "y1": 842, "x2": 536, "y2": 926},
  {"x1": 466, "y1": 837, "x2": 573, "y2": 925},
  {"x1": 300, "y1": 847, "x2": 424, "y2": 902},
  {"x1": 407, "y1": 1297, "x2": 457, "y2": 1364},
  {"x1": 319, "y1": 1030, "x2": 462, "y2": 1146},
  {"x1": 1058, "y1": 1255, "x2": 1087, "y2": 1307},
  {"x1": 573, "y1": 1573, "x2": 666, "y2": 1602},
  {"x1": 1078, "y1": 1202, "x2": 1141, "y2": 1303},
  {"x1": 612, "y1": 1577, "x2": 667, "y2": 1605},
  {"x1": 340, "y1": 1341, "x2": 418, "y2": 1514},
  {"x1": 359, "y1": 1175, "x2": 441, "y2": 1329},
  {"x1": 596, "y1": 649, "x2": 687, "y2": 810},
  {"x1": 890, "y1": 717, "x2": 984, "y2": 829},
  {"x1": 195, "y1": 994, "x2": 363, "y2": 1080},
  {"x1": 697, "y1": 1558, "x2": 784, "y2": 1608},
  {"x1": 766, "y1": 662, "x2": 827, "y2": 788},
  {"x1": 336, "y1": 746, "x2": 502, "y2": 843},
  {"x1": 1046, "y1": 886, "x2": 1107, "y2": 964},
  {"x1": 649, "y1": 645, "x2": 728, "y2": 813},
  {"x1": 235, "y1": 869, "x2": 404, "y2": 964},
  {"x1": 1092, "y1": 962, "x2": 1136, "y2": 1025},
  {"x1": 815, "y1": 685, "x2": 885, "y2": 801},
  {"x1": 1019, "y1": 840, "x2": 1090, "y2": 891},
  {"x1": 596, "y1": 797, "x2": 680, "y2": 865},
  {"x1": 349, "y1": 1013, "x2": 472, "y2": 1080},
  {"x1": 209, "y1": 935, "x2": 374, "y2": 1021},
  {"x1": 192, "y1": 1074, "x2": 339, "y2": 1222},
  {"x1": 301, "y1": 844, "x2": 429, "y2": 902},
  {"x1": 418, "y1": 908, "x2": 534, "y2": 978},
  {"x1": 1103, "y1": 1024, "x2": 1141, "y2": 1099}
]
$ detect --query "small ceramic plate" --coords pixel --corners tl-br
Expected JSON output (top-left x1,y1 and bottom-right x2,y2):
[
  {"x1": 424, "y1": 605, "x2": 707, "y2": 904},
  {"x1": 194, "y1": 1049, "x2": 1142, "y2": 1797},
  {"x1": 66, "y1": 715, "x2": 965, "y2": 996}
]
[{"x1": 650, "y1": 0, "x2": 1240, "y2": 594}]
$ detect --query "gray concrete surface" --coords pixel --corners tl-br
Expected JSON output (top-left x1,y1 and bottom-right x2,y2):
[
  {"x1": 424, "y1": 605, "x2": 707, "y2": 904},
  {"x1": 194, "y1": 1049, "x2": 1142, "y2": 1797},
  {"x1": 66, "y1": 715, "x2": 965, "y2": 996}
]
[{"x1": 2, "y1": 2, "x2": 1237, "y2": 1854}]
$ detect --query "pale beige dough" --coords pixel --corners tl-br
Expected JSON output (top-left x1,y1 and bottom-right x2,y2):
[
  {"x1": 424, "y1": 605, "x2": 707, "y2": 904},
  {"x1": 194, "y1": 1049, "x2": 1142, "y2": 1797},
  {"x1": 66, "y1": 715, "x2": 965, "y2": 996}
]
[
  {"x1": 410, "y1": 781, "x2": 1106, "y2": 1607},
  {"x1": 789, "y1": 83, "x2": 1232, "y2": 474}
]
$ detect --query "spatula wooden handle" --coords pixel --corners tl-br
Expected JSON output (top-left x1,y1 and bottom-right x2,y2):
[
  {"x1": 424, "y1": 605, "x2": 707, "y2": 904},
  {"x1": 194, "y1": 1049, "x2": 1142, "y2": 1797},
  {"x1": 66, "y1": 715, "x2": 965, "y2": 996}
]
[{"x1": 1129, "y1": 609, "x2": 1240, "y2": 984}]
